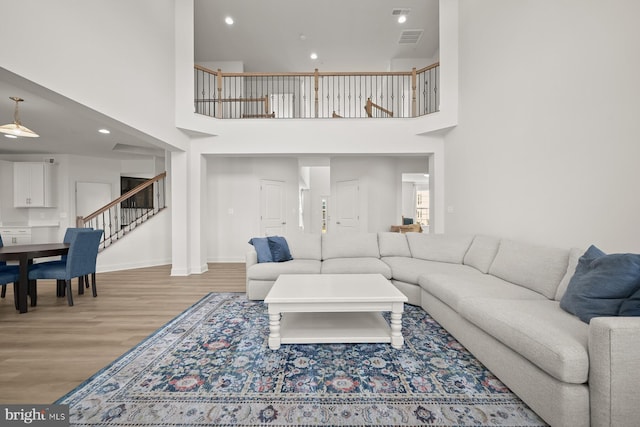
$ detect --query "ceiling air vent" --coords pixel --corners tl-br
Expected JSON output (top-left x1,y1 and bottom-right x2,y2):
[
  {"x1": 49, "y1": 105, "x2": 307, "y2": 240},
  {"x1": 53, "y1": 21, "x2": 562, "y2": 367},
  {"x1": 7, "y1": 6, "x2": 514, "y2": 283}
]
[
  {"x1": 398, "y1": 29, "x2": 423, "y2": 45},
  {"x1": 391, "y1": 8, "x2": 411, "y2": 16}
]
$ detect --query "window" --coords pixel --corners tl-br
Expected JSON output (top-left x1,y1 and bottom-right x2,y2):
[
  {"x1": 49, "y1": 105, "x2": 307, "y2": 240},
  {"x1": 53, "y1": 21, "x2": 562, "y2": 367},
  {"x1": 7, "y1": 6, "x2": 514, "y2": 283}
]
[{"x1": 416, "y1": 188, "x2": 429, "y2": 226}]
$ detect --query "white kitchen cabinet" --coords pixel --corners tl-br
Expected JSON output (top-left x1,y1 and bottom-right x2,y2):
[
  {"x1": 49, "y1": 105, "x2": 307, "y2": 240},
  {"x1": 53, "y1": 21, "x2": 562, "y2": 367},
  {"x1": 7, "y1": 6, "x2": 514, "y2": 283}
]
[
  {"x1": 0, "y1": 227, "x2": 32, "y2": 245},
  {"x1": 13, "y1": 162, "x2": 56, "y2": 208}
]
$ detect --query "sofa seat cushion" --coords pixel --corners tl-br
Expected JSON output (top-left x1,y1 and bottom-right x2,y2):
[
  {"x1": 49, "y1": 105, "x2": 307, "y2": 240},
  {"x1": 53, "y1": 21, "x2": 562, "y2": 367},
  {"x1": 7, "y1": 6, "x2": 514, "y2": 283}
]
[
  {"x1": 247, "y1": 259, "x2": 321, "y2": 281},
  {"x1": 420, "y1": 273, "x2": 546, "y2": 312},
  {"x1": 321, "y1": 258, "x2": 392, "y2": 279},
  {"x1": 458, "y1": 298, "x2": 589, "y2": 384},
  {"x1": 382, "y1": 257, "x2": 479, "y2": 285}
]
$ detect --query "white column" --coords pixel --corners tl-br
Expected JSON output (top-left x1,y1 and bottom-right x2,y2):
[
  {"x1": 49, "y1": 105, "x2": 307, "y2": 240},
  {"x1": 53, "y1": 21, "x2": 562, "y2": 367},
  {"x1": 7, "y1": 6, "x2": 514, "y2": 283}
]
[
  {"x1": 170, "y1": 150, "x2": 189, "y2": 275},
  {"x1": 429, "y1": 142, "x2": 445, "y2": 234},
  {"x1": 188, "y1": 150, "x2": 208, "y2": 274},
  {"x1": 171, "y1": 147, "x2": 208, "y2": 275}
]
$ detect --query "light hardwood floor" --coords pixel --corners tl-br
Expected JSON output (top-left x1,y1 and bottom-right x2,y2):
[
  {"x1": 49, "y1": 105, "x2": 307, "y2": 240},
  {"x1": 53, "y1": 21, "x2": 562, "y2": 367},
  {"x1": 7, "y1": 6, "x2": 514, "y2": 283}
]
[{"x1": 0, "y1": 263, "x2": 246, "y2": 404}]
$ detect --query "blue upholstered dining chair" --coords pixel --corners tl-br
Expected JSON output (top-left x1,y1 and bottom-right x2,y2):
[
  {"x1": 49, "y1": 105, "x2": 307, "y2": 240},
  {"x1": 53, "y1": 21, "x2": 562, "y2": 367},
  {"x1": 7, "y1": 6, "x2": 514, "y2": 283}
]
[
  {"x1": 0, "y1": 267, "x2": 20, "y2": 309},
  {"x1": 0, "y1": 234, "x2": 20, "y2": 306},
  {"x1": 60, "y1": 227, "x2": 93, "y2": 296},
  {"x1": 61, "y1": 227, "x2": 93, "y2": 258},
  {"x1": 22, "y1": 227, "x2": 94, "y2": 299},
  {"x1": 28, "y1": 229, "x2": 103, "y2": 307}
]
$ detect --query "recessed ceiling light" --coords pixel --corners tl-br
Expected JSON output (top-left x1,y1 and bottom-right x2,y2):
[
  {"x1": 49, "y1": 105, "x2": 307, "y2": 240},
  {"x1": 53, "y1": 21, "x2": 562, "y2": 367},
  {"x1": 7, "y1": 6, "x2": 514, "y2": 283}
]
[
  {"x1": 4, "y1": 134, "x2": 18, "y2": 139},
  {"x1": 310, "y1": 52, "x2": 318, "y2": 60},
  {"x1": 98, "y1": 129, "x2": 110, "y2": 134},
  {"x1": 225, "y1": 16, "x2": 234, "y2": 25},
  {"x1": 398, "y1": 15, "x2": 407, "y2": 24}
]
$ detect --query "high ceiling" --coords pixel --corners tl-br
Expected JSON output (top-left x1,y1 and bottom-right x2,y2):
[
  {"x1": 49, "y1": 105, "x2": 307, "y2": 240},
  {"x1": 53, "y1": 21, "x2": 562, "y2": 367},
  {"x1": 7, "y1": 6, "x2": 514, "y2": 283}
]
[
  {"x1": 0, "y1": 1, "x2": 439, "y2": 157},
  {"x1": 195, "y1": 0, "x2": 439, "y2": 72}
]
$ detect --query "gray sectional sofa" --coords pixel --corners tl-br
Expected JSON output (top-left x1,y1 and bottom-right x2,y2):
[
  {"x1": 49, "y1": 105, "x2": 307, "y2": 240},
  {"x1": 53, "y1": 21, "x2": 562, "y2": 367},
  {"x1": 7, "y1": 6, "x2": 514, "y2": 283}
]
[{"x1": 245, "y1": 232, "x2": 640, "y2": 427}]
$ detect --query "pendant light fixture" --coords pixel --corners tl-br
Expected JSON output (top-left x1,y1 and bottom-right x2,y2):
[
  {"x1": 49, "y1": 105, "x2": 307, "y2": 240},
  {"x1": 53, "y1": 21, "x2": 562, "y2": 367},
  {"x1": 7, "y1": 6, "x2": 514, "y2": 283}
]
[{"x1": 0, "y1": 97, "x2": 39, "y2": 138}]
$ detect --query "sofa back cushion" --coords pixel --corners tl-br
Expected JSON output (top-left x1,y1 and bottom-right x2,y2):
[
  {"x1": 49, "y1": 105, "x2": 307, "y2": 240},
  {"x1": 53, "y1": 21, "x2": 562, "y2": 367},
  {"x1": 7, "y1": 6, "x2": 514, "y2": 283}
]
[
  {"x1": 489, "y1": 239, "x2": 569, "y2": 299},
  {"x1": 555, "y1": 247, "x2": 584, "y2": 301},
  {"x1": 406, "y1": 233, "x2": 474, "y2": 264},
  {"x1": 463, "y1": 235, "x2": 501, "y2": 273},
  {"x1": 285, "y1": 233, "x2": 322, "y2": 260},
  {"x1": 322, "y1": 233, "x2": 380, "y2": 260},
  {"x1": 378, "y1": 232, "x2": 411, "y2": 257}
]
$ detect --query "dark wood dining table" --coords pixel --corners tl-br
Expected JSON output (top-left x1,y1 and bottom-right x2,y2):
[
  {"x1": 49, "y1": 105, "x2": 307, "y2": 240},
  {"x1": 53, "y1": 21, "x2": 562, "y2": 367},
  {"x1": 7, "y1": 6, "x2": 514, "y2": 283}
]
[{"x1": 0, "y1": 243, "x2": 70, "y2": 313}]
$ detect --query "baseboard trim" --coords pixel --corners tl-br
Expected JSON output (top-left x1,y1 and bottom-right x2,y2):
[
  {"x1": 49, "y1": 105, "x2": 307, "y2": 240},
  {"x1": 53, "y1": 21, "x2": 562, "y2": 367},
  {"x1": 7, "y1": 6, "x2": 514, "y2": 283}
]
[
  {"x1": 208, "y1": 257, "x2": 245, "y2": 263},
  {"x1": 97, "y1": 258, "x2": 172, "y2": 274}
]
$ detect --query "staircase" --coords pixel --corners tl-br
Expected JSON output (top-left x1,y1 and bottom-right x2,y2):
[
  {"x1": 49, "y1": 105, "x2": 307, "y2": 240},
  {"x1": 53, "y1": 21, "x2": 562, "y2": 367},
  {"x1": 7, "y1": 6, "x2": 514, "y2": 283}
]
[{"x1": 76, "y1": 172, "x2": 167, "y2": 249}]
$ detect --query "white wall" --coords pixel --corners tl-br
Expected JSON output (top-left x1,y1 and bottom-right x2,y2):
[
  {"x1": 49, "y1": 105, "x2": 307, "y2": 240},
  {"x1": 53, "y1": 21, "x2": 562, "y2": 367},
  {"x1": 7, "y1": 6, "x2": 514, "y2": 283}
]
[
  {"x1": 206, "y1": 156, "x2": 300, "y2": 262},
  {"x1": 445, "y1": 0, "x2": 640, "y2": 253},
  {"x1": 121, "y1": 158, "x2": 163, "y2": 177},
  {"x1": 205, "y1": 155, "x2": 430, "y2": 261},
  {"x1": 0, "y1": 0, "x2": 188, "y2": 152},
  {"x1": 402, "y1": 182, "x2": 416, "y2": 220},
  {"x1": 197, "y1": 61, "x2": 244, "y2": 73},
  {"x1": 96, "y1": 209, "x2": 172, "y2": 272}
]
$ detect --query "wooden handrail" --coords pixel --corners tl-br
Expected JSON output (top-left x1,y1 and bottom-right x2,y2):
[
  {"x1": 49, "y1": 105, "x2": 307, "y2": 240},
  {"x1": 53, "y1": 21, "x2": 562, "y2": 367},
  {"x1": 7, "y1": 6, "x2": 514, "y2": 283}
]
[
  {"x1": 194, "y1": 62, "x2": 440, "y2": 78},
  {"x1": 365, "y1": 98, "x2": 393, "y2": 117},
  {"x1": 416, "y1": 62, "x2": 440, "y2": 74},
  {"x1": 204, "y1": 97, "x2": 268, "y2": 103},
  {"x1": 79, "y1": 172, "x2": 166, "y2": 224}
]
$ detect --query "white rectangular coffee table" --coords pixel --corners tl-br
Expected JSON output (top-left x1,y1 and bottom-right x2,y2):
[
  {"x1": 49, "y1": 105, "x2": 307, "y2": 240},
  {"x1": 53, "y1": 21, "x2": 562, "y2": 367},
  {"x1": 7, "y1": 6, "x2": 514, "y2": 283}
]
[{"x1": 264, "y1": 274, "x2": 408, "y2": 350}]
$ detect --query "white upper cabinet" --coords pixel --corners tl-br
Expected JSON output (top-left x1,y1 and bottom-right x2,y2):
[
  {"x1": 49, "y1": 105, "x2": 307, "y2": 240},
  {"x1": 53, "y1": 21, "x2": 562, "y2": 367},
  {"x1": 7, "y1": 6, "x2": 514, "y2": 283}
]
[{"x1": 13, "y1": 162, "x2": 56, "y2": 208}]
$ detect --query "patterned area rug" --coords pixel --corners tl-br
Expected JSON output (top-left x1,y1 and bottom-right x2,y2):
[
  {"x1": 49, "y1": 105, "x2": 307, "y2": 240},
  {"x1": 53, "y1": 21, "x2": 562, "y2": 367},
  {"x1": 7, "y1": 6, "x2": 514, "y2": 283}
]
[{"x1": 57, "y1": 293, "x2": 547, "y2": 426}]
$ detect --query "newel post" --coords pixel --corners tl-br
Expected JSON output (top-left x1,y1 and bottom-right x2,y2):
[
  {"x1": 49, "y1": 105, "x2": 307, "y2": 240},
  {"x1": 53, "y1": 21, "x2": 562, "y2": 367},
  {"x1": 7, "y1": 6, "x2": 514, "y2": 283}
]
[
  {"x1": 314, "y1": 68, "x2": 319, "y2": 118},
  {"x1": 411, "y1": 67, "x2": 417, "y2": 118},
  {"x1": 216, "y1": 68, "x2": 223, "y2": 119}
]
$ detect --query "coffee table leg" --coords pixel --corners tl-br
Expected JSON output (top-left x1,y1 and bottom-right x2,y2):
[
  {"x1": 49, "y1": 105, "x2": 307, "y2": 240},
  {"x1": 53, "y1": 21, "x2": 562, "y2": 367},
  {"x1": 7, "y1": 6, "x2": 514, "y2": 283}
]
[
  {"x1": 268, "y1": 313, "x2": 281, "y2": 350},
  {"x1": 390, "y1": 311, "x2": 404, "y2": 349}
]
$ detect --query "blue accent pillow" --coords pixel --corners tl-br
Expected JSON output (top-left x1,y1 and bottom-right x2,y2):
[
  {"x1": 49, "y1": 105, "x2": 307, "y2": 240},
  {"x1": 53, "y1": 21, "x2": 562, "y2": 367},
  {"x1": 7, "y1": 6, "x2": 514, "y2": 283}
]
[
  {"x1": 267, "y1": 236, "x2": 293, "y2": 262},
  {"x1": 248, "y1": 237, "x2": 273, "y2": 263},
  {"x1": 560, "y1": 245, "x2": 640, "y2": 323},
  {"x1": 620, "y1": 287, "x2": 640, "y2": 316}
]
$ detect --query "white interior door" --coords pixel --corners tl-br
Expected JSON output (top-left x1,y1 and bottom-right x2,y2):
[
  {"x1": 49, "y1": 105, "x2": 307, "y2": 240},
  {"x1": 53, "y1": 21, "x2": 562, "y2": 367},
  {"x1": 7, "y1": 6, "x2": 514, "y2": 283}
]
[
  {"x1": 260, "y1": 179, "x2": 286, "y2": 236},
  {"x1": 335, "y1": 179, "x2": 359, "y2": 233}
]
